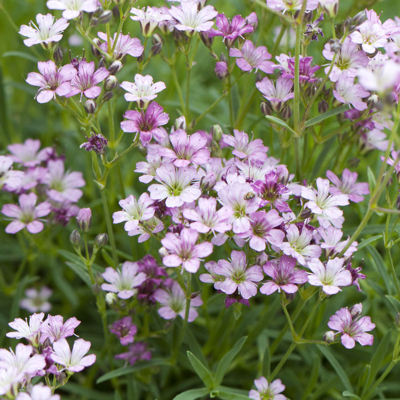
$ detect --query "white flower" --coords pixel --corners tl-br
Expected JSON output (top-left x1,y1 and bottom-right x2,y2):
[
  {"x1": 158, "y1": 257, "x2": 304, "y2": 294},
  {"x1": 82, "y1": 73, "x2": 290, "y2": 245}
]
[
  {"x1": 16, "y1": 384, "x2": 60, "y2": 400},
  {"x1": 130, "y1": 6, "x2": 173, "y2": 37},
  {"x1": 46, "y1": 0, "x2": 98, "y2": 20},
  {"x1": 19, "y1": 13, "x2": 69, "y2": 47},
  {"x1": 120, "y1": 75, "x2": 166, "y2": 107},
  {"x1": 349, "y1": 21, "x2": 387, "y2": 54},
  {"x1": 358, "y1": 59, "x2": 400, "y2": 93},
  {"x1": 6, "y1": 313, "x2": 46, "y2": 347},
  {"x1": 0, "y1": 367, "x2": 22, "y2": 397}
]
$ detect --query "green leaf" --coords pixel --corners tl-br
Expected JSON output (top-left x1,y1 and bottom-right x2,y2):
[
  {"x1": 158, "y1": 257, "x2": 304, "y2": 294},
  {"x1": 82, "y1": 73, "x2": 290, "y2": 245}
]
[
  {"x1": 357, "y1": 235, "x2": 382, "y2": 250},
  {"x1": 342, "y1": 391, "x2": 361, "y2": 399},
  {"x1": 2, "y1": 51, "x2": 39, "y2": 63},
  {"x1": 50, "y1": 264, "x2": 79, "y2": 308},
  {"x1": 173, "y1": 388, "x2": 210, "y2": 400},
  {"x1": 367, "y1": 167, "x2": 377, "y2": 193},
  {"x1": 264, "y1": 116, "x2": 298, "y2": 136},
  {"x1": 184, "y1": 327, "x2": 209, "y2": 368},
  {"x1": 62, "y1": 383, "x2": 113, "y2": 400},
  {"x1": 386, "y1": 295, "x2": 400, "y2": 313},
  {"x1": 96, "y1": 358, "x2": 170, "y2": 383},
  {"x1": 367, "y1": 245, "x2": 392, "y2": 294},
  {"x1": 187, "y1": 351, "x2": 215, "y2": 389},
  {"x1": 216, "y1": 389, "x2": 250, "y2": 400},
  {"x1": 215, "y1": 337, "x2": 247, "y2": 386},
  {"x1": 317, "y1": 346, "x2": 353, "y2": 393},
  {"x1": 304, "y1": 104, "x2": 350, "y2": 127},
  {"x1": 65, "y1": 262, "x2": 92, "y2": 288}
]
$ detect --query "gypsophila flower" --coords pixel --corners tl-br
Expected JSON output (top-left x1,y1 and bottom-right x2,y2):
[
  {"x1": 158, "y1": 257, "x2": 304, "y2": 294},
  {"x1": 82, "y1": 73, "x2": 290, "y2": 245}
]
[
  {"x1": 8, "y1": 139, "x2": 52, "y2": 167},
  {"x1": 80, "y1": 133, "x2": 108, "y2": 154},
  {"x1": 7, "y1": 313, "x2": 45, "y2": 347},
  {"x1": 333, "y1": 75, "x2": 369, "y2": 111},
  {"x1": 127, "y1": 216, "x2": 164, "y2": 242},
  {"x1": 46, "y1": 0, "x2": 98, "y2": 20},
  {"x1": 110, "y1": 317, "x2": 137, "y2": 346},
  {"x1": 40, "y1": 315, "x2": 81, "y2": 343},
  {"x1": 249, "y1": 376, "x2": 287, "y2": 400},
  {"x1": 326, "y1": 169, "x2": 369, "y2": 203},
  {"x1": 0, "y1": 156, "x2": 24, "y2": 191},
  {"x1": 0, "y1": 367, "x2": 22, "y2": 397},
  {"x1": 349, "y1": 20, "x2": 387, "y2": 54},
  {"x1": 115, "y1": 342, "x2": 151, "y2": 365},
  {"x1": 98, "y1": 32, "x2": 144, "y2": 60},
  {"x1": 19, "y1": 13, "x2": 68, "y2": 47},
  {"x1": 16, "y1": 384, "x2": 60, "y2": 400},
  {"x1": 256, "y1": 76, "x2": 294, "y2": 111},
  {"x1": 328, "y1": 304, "x2": 375, "y2": 348},
  {"x1": 51, "y1": 338, "x2": 96, "y2": 373},
  {"x1": 267, "y1": 0, "x2": 318, "y2": 12},
  {"x1": 130, "y1": 7, "x2": 173, "y2": 37},
  {"x1": 20, "y1": 287, "x2": 52, "y2": 313}
]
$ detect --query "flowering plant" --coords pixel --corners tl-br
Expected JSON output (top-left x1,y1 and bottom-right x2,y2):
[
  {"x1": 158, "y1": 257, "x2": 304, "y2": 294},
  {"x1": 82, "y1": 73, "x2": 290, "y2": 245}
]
[{"x1": 2, "y1": 0, "x2": 400, "y2": 399}]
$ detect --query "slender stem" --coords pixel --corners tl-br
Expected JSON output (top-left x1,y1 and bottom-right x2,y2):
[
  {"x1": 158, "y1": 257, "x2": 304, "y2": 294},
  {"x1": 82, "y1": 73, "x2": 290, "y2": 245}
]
[
  {"x1": 282, "y1": 303, "x2": 297, "y2": 338},
  {"x1": 186, "y1": 63, "x2": 191, "y2": 121},
  {"x1": 362, "y1": 360, "x2": 398, "y2": 400},
  {"x1": 269, "y1": 342, "x2": 297, "y2": 381},
  {"x1": 108, "y1": 100, "x2": 115, "y2": 147},
  {"x1": 386, "y1": 248, "x2": 400, "y2": 298},
  {"x1": 227, "y1": 54, "x2": 234, "y2": 126},
  {"x1": 191, "y1": 92, "x2": 227, "y2": 128},
  {"x1": 171, "y1": 59, "x2": 186, "y2": 115},
  {"x1": 100, "y1": 189, "x2": 119, "y2": 267}
]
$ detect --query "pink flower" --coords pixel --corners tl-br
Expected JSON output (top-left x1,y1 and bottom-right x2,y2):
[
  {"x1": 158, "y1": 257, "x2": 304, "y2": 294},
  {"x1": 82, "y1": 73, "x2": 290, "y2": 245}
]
[
  {"x1": 350, "y1": 20, "x2": 387, "y2": 54},
  {"x1": 154, "y1": 281, "x2": 202, "y2": 322},
  {"x1": 26, "y1": 61, "x2": 77, "y2": 104},
  {"x1": 333, "y1": 76, "x2": 369, "y2": 111},
  {"x1": 97, "y1": 32, "x2": 143, "y2": 59},
  {"x1": 51, "y1": 338, "x2": 96, "y2": 373},
  {"x1": 8, "y1": 139, "x2": 51, "y2": 167},
  {"x1": 115, "y1": 342, "x2": 152, "y2": 365},
  {"x1": 215, "y1": 250, "x2": 263, "y2": 299},
  {"x1": 230, "y1": 40, "x2": 274, "y2": 73},
  {"x1": 20, "y1": 287, "x2": 52, "y2": 313},
  {"x1": 40, "y1": 315, "x2": 81, "y2": 343},
  {"x1": 317, "y1": 226, "x2": 357, "y2": 258},
  {"x1": 135, "y1": 154, "x2": 163, "y2": 184},
  {"x1": 161, "y1": 228, "x2": 213, "y2": 273},
  {"x1": 169, "y1": 1, "x2": 218, "y2": 34},
  {"x1": 215, "y1": 61, "x2": 229, "y2": 79},
  {"x1": 282, "y1": 56, "x2": 320, "y2": 83},
  {"x1": 183, "y1": 197, "x2": 232, "y2": 235},
  {"x1": 43, "y1": 160, "x2": 85, "y2": 203},
  {"x1": 6, "y1": 313, "x2": 46, "y2": 347},
  {"x1": 148, "y1": 164, "x2": 201, "y2": 208},
  {"x1": 199, "y1": 261, "x2": 224, "y2": 289},
  {"x1": 222, "y1": 129, "x2": 269, "y2": 161},
  {"x1": 66, "y1": 60, "x2": 109, "y2": 99},
  {"x1": 120, "y1": 74, "x2": 165, "y2": 107},
  {"x1": 249, "y1": 376, "x2": 286, "y2": 400},
  {"x1": 267, "y1": 0, "x2": 318, "y2": 12},
  {"x1": 256, "y1": 76, "x2": 294, "y2": 111},
  {"x1": 208, "y1": 13, "x2": 254, "y2": 47},
  {"x1": 127, "y1": 216, "x2": 164, "y2": 243},
  {"x1": 113, "y1": 193, "x2": 155, "y2": 232},
  {"x1": 16, "y1": 384, "x2": 60, "y2": 400},
  {"x1": 110, "y1": 317, "x2": 137, "y2": 346},
  {"x1": 0, "y1": 156, "x2": 24, "y2": 191},
  {"x1": 157, "y1": 130, "x2": 210, "y2": 167},
  {"x1": 2, "y1": 193, "x2": 51, "y2": 234},
  {"x1": 308, "y1": 258, "x2": 352, "y2": 295},
  {"x1": 260, "y1": 255, "x2": 308, "y2": 295},
  {"x1": 46, "y1": 0, "x2": 98, "y2": 20},
  {"x1": 358, "y1": 58, "x2": 400, "y2": 93},
  {"x1": 280, "y1": 224, "x2": 321, "y2": 266},
  {"x1": 238, "y1": 210, "x2": 285, "y2": 252},
  {"x1": 101, "y1": 262, "x2": 147, "y2": 299},
  {"x1": 328, "y1": 304, "x2": 375, "y2": 349},
  {"x1": 19, "y1": 13, "x2": 68, "y2": 47},
  {"x1": 121, "y1": 102, "x2": 169, "y2": 147},
  {"x1": 326, "y1": 169, "x2": 369, "y2": 203},
  {"x1": 130, "y1": 6, "x2": 173, "y2": 37}
]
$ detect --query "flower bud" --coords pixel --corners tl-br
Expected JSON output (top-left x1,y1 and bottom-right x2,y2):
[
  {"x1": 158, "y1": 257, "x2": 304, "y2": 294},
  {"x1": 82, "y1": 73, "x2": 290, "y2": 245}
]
[
  {"x1": 352, "y1": 10, "x2": 367, "y2": 27},
  {"x1": 200, "y1": 172, "x2": 216, "y2": 191},
  {"x1": 104, "y1": 75, "x2": 118, "y2": 91},
  {"x1": 94, "y1": 233, "x2": 108, "y2": 248},
  {"x1": 91, "y1": 38, "x2": 102, "y2": 58},
  {"x1": 246, "y1": 11, "x2": 258, "y2": 30},
  {"x1": 299, "y1": 208, "x2": 312, "y2": 220},
  {"x1": 108, "y1": 60, "x2": 123, "y2": 75},
  {"x1": 323, "y1": 330, "x2": 335, "y2": 343},
  {"x1": 175, "y1": 116, "x2": 187, "y2": 131},
  {"x1": 261, "y1": 101, "x2": 273, "y2": 116},
  {"x1": 215, "y1": 61, "x2": 228, "y2": 80},
  {"x1": 98, "y1": 58, "x2": 106, "y2": 69},
  {"x1": 281, "y1": 104, "x2": 292, "y2": 120},
  {"x1": 90, "y1": 17, "x2": 99, "y2": 27},
  {"x1": 94, "y1": 6, "x2": 103, "y2": 17},
  {"x1": 113, "y1": 0, "x2": 126, "y2": 4},
  {"x1": 99, "y1": 10, "x2": 113, "y2": 24},
  {"x1": 57, "y1": 371, "x2": 67, "y2": 385},
  {"x1": 150, "y1": 43, "x2": 162, "y2": 57},
  {"x1": 328, "y1": 38, "x2": 342, "y2": 54},
  {"x1": 305, "y1": 84, "x2": 317, "y2": 98},
  {"x1": 348, "y1": 157, "x2": 360, "y2": 168},
  {"x1": 92, "y1": 283, "x2": 101, "y2": 295},
  {"x1": 84, "y1": 99, "x2": 97, "y2": 114},
  {"x1": 200, "y1": 32, "x2": 214, "y2": 48},
  {"x1": 318, "y1": 100, "x2": 329, "y2": 114},
  {"x1": 70, "y1": 229, "x2": 81, "y2": 248},
  {"x1": 103, "y1": 91, "x2": 114, "y2": 102},
  {"x1": 53, "y1": 47, "x2": 63, "y2": 64},
  {"x1": 322, "y1": 0, "x2": 339, "y2": 18},
  {"x1": 77, "y1": 208, "x2": 92, "y2": 232},
  {"x1": 211, "y1": 124, "x2": 223, "y2": 142},
  {"x1": 159, "y1": 247, "x2": 169, "y2": 258},
  {"x1": 303, "y1": 10, "x2": 313, "y2": 23},
  {"x1": 349, "y1": 303, "x2": 363, "y2": 319},
  {"x1": 106, "y1": 292, "x2": 117, "y2": 305},
  {"x1": 255, "y1": 252, "x2": 268, "y2": 266}
]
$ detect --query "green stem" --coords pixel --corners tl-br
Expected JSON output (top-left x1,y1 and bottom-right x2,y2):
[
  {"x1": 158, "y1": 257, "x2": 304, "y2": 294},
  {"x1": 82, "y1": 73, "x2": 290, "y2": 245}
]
[
  {"x1": 108, "y1": 100, "x2": 115, "y2": 146},
  {"x1": 362, "y1": 360, "x2": 398, "y2": 400},
  {"x1": 386, "y1": 248, "x2": 400, "y2": 298},
  {"x1": 227, "y1": 54, "x2": 234, "y2": 126},
  {"x1": 191, "y1": 92, "x2": 227, "y2": 128}
]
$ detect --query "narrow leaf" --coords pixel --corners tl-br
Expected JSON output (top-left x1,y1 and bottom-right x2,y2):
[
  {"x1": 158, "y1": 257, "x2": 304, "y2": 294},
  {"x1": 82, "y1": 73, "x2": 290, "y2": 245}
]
[
  {"x1": 304, "y1": 104, "x2": 350, "y2": 127},
  {"x1": 317, "y1": 346, "x2": 353, "y2": 393},
  {"x1": 367, "y1": 246, "x2": 392, "y2": 294},
  {"x1": 65, "y1": 262, "x2": 92, "y2": 288},
  {"x1": 265, "y1": 116, "x2": 298, "y2": 136},
  {"x1": 187, "y1": 351, "x2": 214, "y2": 389},
  {"x1": 173, "y1": 388, "x2": 209, "y2": 400},
  {"x1": 357, "y1": 235, "x2": 382, "y2": 250},
  {"x1": 217, "y1": 390, "x2": 250, "y2": 400},
  {"x1": 184, "y1": 327, "x2": 209, "y2": 368},
  {"x1": 342, "y1": 391, "x2": 361, "y2": 399},
  {"x1": 386, "y1": 295, "x2": 400, "y2": 313},
  {"x1": 2, "y1": 51, "x2": 39, "y2": 63},
  {"x1": 367, "y1": 167, "x2": 376, "y2": 193},
  {"x1": 215, "y1": 337, "x2": 247, "y2": 386},
  {"x1": 96, "y1": 358, "x2": 170, "y2": 383}
]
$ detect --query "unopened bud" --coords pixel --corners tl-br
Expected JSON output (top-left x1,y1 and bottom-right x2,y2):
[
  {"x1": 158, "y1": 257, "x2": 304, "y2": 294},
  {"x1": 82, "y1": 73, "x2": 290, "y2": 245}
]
[
  {"x1": 92, "y1": 283, "x2": 101, "y2": 295},
  {"x1": 57, "y1": 371, "x2": 67, "y2": 385},
  {"x1": 150, "y1": 43, "x2": 162, "y2": 57},
  {"x1": 305, "y1": 84, "x2": 317, "y2": 98},
  {"x1": 94, "y1": 233, "x2": 108, "y2": 248},
  {"x1": 175, "y1": 116, "x2": 187, "y2": 131},
  {"x1": 328, "y1": 38, "x2": 342, "y2": 54},
  {"x1": 256, "y1": 71, "x2": 263, "y2": 83},
  {"x1": 191, "y1": 291, "x2": 201, "y2": 299},
  {"x1": 76, "y1": 208, "x2": 92, "y2": 232},
  {"x1": 299, "y1": 208, "x2": 312, "y2": 220},
  {"x1": 53, "y1": 47, "x2": 63, "y2": 64},
  {"x1": 99, "y1": 10, "x2": 113, "y2": 24},
  {"x1": 255, "y1": 252, "x2": 268, "y2": 266},
  {"x1": 70, "y1": 230, "x2": 81, "y2": 248},
  {"x1": 303, "y1": 10, "x2": 313, "y2": 23},
  {"x1": 261, "y1": 101, "x2": 273, "y2": 116},
  {"x1": 159, "y1": 247, "x2": 169, "y2": 258},
  {"x1": 106, "y1": 292, "x2": 117, "y2": 305},
  {"x1": 324, "y1": 331, "x2": 335, "y2": 343},
  {"x1": 350, "y1": 303, "x2": 363, "y2": 319},
  {"x1": 211, "y1": 124, "x2": 223, "y2": 142},
  {"x1": 104, "y1": 75, "x2": 118, "y2": 91},
  {"x1": 91, "y1": 38, "x2": 102, "y2": 58},
  {"x1": 200, "y1": 172, "x2": 216, "y2": 191},
  {"x1": 220, "y1": 53, "x2": 228, "y2": 64},
  {"x1": 200, "y1": 32, "x2": 214, "y2": 48},
  {"x1": 352, "y1": 10, "x2": 367, "y2": 27},
  {"x1": 322, "y1": 0, "x2": 339, "y2": 18},
  {"x1": 281, "y1": 104, "x2": 292, "y2": 120},
  {"x1": 98, "y1": 58, "x2": 106, "y2": 69},
  {"x1": 84, "y1": 99, "x2": 97, "y2": 114},
  {"x1": 103, "y1": 91, "x2": 114, "y2": 102},
  {"x1": 348, "y1": 157, "x2": 360, "y2": 168},
  {"x1": 318, "y1": 100, "x2": 329, "y2": 114},
  {"x1": 90, "y1": 17, "x2": 99, "y2": 27},
  {"x1": 108, "y1": 60, "x2": 123, "y2": 75},
  {"x1": 215, "y1": 61, "x2": 228, "y2": 80},
  {"x1": 94, "y1": 6, "x2": 103, "y2": 17}
]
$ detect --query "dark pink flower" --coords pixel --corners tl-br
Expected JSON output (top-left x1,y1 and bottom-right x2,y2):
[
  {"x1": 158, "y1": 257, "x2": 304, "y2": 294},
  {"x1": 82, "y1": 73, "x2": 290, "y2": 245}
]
[
  {"x1": 121, "y1": 102, "x2": 169, "y2": 147},
  {"x1": 110, "y1": 317, "x2": 137, "y2": 346},
  {"x1": 326, "y1": 169, "x2": 369, "y2": 203},
  {"x1": 230, "y1": 40, "x2": 274, "y2": 74},
  {"x1": 282, "y1": 56, "x2": 320, "y2": 83},
  {"x1": 115, "y1": 342, "x2": 152, "y2": 365}
]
